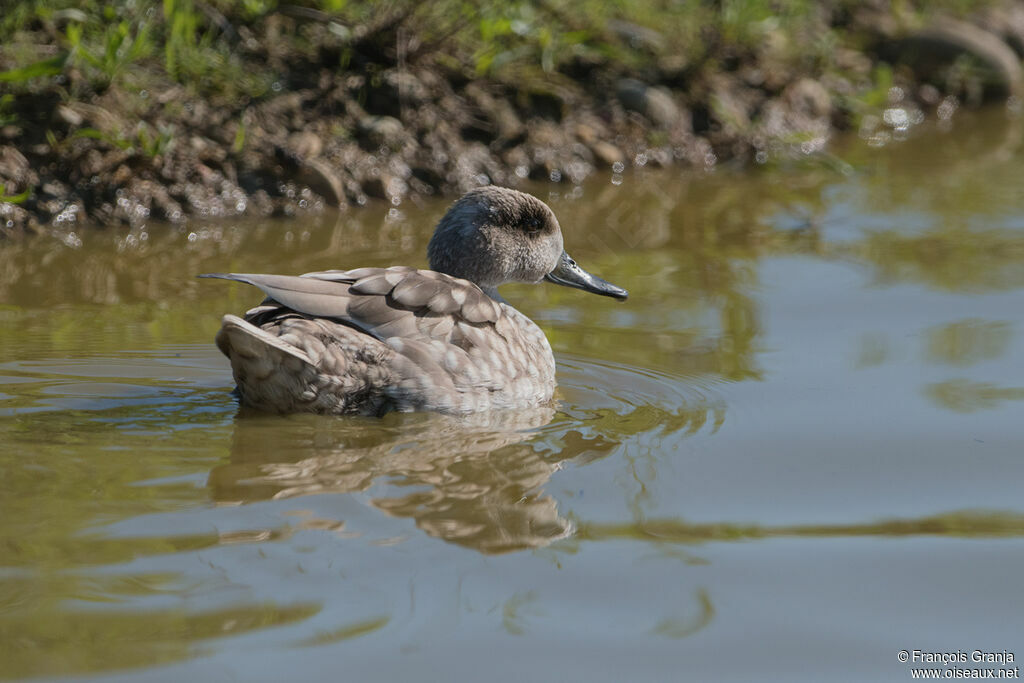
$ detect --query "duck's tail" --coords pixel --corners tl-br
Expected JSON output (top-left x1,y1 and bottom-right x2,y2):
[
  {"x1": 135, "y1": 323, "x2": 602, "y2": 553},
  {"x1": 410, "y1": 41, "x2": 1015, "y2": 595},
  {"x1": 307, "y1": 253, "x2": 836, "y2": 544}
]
[
  {"x1": 213, "y1": 314, "x2": 396, "y2": 415},
  {"x1": 216, "y1": 314, "x2": 312, "y2": 366},
  {"x1": 214, "y1": 314, "x2": 323, "y2": 413}
]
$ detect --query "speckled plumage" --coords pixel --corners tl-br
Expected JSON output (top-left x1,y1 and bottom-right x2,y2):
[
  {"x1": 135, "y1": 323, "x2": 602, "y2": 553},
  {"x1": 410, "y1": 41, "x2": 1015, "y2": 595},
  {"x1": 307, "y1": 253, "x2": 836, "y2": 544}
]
[{"x1": 203, "y1": 186, "x2": 626, "y2": 415}]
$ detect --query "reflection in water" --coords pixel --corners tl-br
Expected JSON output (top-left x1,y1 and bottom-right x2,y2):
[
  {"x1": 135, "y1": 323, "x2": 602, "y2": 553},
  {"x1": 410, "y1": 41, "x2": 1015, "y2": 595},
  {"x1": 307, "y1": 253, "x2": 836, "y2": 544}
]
[
  {"x1": 834, "y1": 110, "x2": 1024, "y2": 293},
  {"x1": 295, "y1": 616, "x2": 391, "y2": 647},
  {"x1": 838, "y1": 104, "x2": 1023, "y2": 220},
  {"x1": 925, "y1": 379, "x2": 1024, "y2": 413},
  {"x1": 0, "y1": 601, "x2": 319, "y2": 680},
  {"x1": 855, "y1": 332, "x2": 889, "y2": 368},
  {"x1": 210, "y1": 359, "x2": 720, "y2": 554},
  {"x1": 926, "y1": 319, "x2": 1012, "y2": 366},
  {"x1": 577, "y1": 510, "x2": 1024, "y2": 544},
  {"x1": 860, "y1": 228, "x2": 1024, "y2": 292},
  {"x1": 650, "y1": 589, "x2": 715, "y2": 639},
  {"x1": 211, "y1": 407, "x2": 572, "y2": 554}
]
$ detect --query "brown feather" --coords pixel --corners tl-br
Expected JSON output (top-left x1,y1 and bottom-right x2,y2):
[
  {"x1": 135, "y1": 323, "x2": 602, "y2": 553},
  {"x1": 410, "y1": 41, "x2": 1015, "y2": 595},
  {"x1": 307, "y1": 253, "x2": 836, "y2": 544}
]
[
  {"x1": 350, "y1": 272, "x2": 397, "y2": 296},
  {"x1": 348, "y1": 295, "x2": 410, "y2": 330},
  {"x1": 391, "y1": 278, "x2": 444, "y2": 308},
  {"x1": 460, "y1": 290, "x2": 500, "y2": 323},
  {"x1": 426, "y1": 290, "x2": 460, "y2": 314}
]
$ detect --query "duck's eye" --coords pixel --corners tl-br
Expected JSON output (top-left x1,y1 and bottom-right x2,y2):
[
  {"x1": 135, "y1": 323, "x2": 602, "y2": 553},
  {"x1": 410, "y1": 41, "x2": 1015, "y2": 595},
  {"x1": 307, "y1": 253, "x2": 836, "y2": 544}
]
[{"x1": 524, "y1": 217, "x2": 543, "y2": 233}]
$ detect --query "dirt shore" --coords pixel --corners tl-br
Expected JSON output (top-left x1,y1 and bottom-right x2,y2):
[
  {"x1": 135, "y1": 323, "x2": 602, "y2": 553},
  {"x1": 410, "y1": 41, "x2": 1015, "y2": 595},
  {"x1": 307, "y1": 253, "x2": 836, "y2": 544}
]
[{"x1": 2, "y1": 1, "x2": 1023, "y2": 237}]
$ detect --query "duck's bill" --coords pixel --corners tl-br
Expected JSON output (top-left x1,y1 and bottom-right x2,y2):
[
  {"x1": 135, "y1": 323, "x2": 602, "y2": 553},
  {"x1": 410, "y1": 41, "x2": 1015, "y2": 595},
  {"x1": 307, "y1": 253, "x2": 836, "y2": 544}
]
[{"x1": 544, "y1": 251, "x2": 628, "y2": 301}]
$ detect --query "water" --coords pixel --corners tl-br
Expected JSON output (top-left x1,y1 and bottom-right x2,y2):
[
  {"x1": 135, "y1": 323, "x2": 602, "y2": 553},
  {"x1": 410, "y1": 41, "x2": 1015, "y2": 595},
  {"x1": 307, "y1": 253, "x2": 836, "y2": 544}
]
[{"x1": 2, "y1": 108, "x2": 1023, "y2": 682}]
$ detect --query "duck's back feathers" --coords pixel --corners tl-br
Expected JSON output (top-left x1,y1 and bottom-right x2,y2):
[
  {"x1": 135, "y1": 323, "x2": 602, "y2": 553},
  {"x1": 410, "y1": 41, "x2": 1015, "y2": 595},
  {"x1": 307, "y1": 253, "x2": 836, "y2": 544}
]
[{"x1": 303, "y1": 268, "x2": 502, "y2": 323}]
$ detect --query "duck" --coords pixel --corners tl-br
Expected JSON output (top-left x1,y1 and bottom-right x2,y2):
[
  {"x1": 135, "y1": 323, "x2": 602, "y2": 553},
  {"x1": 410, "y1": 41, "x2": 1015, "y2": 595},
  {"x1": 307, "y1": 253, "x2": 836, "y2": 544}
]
[{"x1": 200, "y1": 185, "x2": 627, "y2": 415}]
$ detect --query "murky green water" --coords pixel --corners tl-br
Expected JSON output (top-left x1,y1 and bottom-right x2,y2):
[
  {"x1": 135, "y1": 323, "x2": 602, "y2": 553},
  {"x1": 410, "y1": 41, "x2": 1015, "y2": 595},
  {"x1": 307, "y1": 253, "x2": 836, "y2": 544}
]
[{"x1": 2, "y1": 108, "x2": 1024, "y2": 682}]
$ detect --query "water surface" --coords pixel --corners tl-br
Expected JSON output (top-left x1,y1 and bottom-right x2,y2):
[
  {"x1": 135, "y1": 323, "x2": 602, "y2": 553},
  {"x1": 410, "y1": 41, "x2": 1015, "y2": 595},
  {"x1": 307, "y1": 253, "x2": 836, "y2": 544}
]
[{"x1": 2, "y1": 107, "x2": 1023, "y2": 682}]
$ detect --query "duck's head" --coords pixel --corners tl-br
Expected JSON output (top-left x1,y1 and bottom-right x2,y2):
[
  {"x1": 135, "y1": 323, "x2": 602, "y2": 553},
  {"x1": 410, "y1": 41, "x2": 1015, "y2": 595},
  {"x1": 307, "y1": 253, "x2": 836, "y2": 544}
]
[{"x1": 427, "y1": 186, "x2": 628, "y2": 301}]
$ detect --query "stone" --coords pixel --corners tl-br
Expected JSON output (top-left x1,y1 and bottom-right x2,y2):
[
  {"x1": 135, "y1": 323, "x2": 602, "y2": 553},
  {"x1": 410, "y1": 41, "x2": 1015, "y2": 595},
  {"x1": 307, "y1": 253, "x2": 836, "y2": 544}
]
[
  {"x1": 0, "y1": 146, "x2": 36, "y2": 190},
  {"x1": 287, "y1": 131, "x2": 323, "y2": 160},
  {"x1": 358, "y1": 116, "x2": 407, "y2": 149},
  {"x1": 784, "y1": 78, "x2": 832, "y2": 119},
  {"x1": 365, "y1": 70, "x2": 430, "y2": 117},
  {"x1": 834, "y1": 48, "x2": 873, "y2": 77},
  {"x1": 882, "y1": 17, "x2": 1023, "y2": 97},
  {"x1": 298, "y1": 158, "x2": 345, "y2": 207},
  {"x1": 616, "y1": 78, "x2": 682, "y2": 129},
  {"x1": 976, "y1": 5, "x2": 1024, "y2": 58},
  {"x1": 362, "y1": 171, "x2": 408, "y2": 203},
  {"x1": 923, "y1": 18, "x2": 1022, "y2": 95},
  {"x1": 608, "y1": 19, "x2": 665, "y2": 53},
  {"x1": 0, "y1": 201, "x2": 33, "y2": 237},
  {"x1": 575, "y1": 123, "x2": 599, "y2": 145},
  {"x1": 56, "y1": 104, "x2": 84, "y2": 127},
  {"x1": 590, "y1": 141, "x2": 625, "y2": 168},
  {"x1": 464, "y1": 84, "x2": 525, "y2": 143}
]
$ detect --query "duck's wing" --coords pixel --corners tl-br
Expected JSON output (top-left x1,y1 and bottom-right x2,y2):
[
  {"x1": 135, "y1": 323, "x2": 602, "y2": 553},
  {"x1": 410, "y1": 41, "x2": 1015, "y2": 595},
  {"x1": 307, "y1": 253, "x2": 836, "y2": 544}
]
[
  {"x1": 199, "y1": 272, "x2": 355, "y2": 318},
  {"x1": 200, "y1": 267, "x2": 503, "y2": 340},
  {"x1": 302, "y1": 268, "x2": 502, "y2": 324}
]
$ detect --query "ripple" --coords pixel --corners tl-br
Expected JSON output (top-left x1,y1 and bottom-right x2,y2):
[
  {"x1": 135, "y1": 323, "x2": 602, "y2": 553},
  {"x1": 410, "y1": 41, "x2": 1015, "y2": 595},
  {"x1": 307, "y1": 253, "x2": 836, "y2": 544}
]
[
  {"x1": 555, "y1": 353, "x2": 727, "y2": 436},
  {"x1": 0, "y1": 345, "x2": 233, "y2": 423}
]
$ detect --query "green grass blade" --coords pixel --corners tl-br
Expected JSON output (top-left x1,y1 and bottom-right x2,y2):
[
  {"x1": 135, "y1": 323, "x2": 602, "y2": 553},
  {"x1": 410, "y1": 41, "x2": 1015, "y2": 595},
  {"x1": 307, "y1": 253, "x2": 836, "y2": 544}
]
[{"x1": 0, "y1": 53, "x2": 69, "y2": 83}]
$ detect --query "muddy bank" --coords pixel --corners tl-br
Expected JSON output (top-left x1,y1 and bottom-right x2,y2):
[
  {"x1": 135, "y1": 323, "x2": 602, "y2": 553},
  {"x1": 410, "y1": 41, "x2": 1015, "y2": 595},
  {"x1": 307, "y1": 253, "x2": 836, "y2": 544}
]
[{"x1": 2, "y1": 1, "x2": 1024, "y2": 237}]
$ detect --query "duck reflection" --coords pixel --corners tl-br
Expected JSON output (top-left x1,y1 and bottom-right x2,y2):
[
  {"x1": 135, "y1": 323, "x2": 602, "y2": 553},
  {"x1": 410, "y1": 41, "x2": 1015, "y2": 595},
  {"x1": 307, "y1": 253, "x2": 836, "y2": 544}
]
[
  {"x1": 208, "y1": 406, "x2": 618, "y2": 554},
  {"x1": 208, "y1": 386, "x2": 716, "y2": 554}
]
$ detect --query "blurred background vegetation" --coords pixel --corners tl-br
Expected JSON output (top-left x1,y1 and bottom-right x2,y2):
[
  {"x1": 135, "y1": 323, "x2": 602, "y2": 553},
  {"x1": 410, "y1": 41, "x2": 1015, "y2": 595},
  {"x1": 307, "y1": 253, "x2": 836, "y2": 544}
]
[
  {"x1": 0, "y1": 0, "x2": 1001, "y2": 99},
  {"x1": 0, "y1": 0, "x2": 1018, "y2": 230}
]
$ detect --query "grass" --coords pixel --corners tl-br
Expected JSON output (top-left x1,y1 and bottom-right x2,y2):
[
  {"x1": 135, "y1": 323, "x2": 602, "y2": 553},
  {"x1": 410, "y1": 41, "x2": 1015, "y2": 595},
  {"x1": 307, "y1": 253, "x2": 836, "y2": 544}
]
[
  {"x1": 69, "y1": 123, "x2": 175, "y2": 158},
  {"x1": 0, "y1": 0, "x2": 1000, "y2": 99},
  {"x1": 0, "y1": 0, "x2": 279, "y2": 100},
  {"x1": 0, "y1": 183, "x2": 32, "y2": 204},
  {"x1": 65, "y1": 17, "x2": 154, "y2": 90}
]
